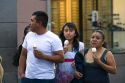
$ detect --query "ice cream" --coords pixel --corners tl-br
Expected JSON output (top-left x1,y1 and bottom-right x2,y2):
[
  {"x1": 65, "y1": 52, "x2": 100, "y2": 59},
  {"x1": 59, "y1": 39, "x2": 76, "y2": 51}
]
[
  {"x1": 92, "y1": 47, "x2": 97, "y2": 53},
  {"x1": 92, "y1": 47, "x2": 96, "y2": 56},
  {"x1": 64, "y1": 40, "x2": 69, "y2": 47}
]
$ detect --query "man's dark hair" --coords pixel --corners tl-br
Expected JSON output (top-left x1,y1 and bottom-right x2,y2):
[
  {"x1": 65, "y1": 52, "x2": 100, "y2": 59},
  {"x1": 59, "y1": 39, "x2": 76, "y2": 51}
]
[{"x1": 32, "y1": 11, "x2": 48, "y2": 28}]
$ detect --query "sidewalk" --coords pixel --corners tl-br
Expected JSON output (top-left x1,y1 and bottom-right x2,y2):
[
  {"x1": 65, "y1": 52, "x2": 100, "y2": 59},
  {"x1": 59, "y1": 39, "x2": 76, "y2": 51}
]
[{"x1": 110, "y1": 53, "x2": 125, "y2": 83}]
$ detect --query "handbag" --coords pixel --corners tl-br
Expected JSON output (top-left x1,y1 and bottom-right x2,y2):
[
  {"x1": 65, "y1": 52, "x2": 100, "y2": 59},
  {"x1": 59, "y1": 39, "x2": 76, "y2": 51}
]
[
  {"x1": 70, "y1": 78, "x2": 84, "y2": 83},
  {"x1": 71, "y1": 49, "x2": 89, "y2": 83}
]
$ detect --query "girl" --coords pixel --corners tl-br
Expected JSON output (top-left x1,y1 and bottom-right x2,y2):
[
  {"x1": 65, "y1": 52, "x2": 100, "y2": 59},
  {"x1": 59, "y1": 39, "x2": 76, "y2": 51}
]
[{"x1": 56, "y1": 22, "x2": 84, "y2": 83}]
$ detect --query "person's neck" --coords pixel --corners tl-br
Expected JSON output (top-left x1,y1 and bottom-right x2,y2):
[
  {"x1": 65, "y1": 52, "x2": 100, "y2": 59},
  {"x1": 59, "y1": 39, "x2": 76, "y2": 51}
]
[
  {"x1": 68, "y1": 39, "x2": 73, "y2": 45},
  {"x1": 36, "y1": 27, "x2": 47, "y2": 35},
  {"x1": 96, "y1": 47, "x2": 103, "y2": 51}
]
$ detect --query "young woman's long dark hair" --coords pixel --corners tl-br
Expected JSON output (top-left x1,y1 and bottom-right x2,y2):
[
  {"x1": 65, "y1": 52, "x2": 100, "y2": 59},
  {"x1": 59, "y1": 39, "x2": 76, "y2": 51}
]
[{"x1": 59, "y1": 22, "x2": 80, "y2": 52}]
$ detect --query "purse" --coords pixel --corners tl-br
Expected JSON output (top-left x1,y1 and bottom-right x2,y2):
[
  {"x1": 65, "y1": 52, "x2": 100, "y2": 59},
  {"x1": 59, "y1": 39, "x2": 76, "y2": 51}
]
[{"x1": 70, "y1": 78, "x2": 84, "y2": 83}]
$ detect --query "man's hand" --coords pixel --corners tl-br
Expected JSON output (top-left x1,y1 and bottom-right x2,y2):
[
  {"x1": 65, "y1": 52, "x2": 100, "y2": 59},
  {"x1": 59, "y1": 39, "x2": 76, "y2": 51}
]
[
  {"x1": 33, "y1": 50, "x2": 44, "y2": 59},
  {"x1": 18, "y1": 68, "x2": 25, "y2": 79},
  {"x1": 34, "y1": 50, "x2": 64, "y2": 63}
]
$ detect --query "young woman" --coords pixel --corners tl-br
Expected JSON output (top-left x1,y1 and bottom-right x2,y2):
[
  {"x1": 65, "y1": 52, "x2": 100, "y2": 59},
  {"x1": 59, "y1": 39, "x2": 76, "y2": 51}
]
[
  {"x1": 56, "y1": 22, "x2": 84, "y2": 83},
  {"x1": 75, "y1": 30, "x2": 117, "y2": 83}
]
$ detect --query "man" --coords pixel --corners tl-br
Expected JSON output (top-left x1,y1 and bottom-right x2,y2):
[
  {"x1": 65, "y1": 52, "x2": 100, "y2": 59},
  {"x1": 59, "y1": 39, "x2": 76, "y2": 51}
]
[{"x1": 18, "y1": 11, "x2": 64, "y2": 83}]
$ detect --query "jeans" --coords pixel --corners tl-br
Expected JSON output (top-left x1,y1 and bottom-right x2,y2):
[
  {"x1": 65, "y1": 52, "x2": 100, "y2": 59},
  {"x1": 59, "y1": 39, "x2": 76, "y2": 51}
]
[{"x1": 21, "y1": 77, "x2": 55, "y2": 83}]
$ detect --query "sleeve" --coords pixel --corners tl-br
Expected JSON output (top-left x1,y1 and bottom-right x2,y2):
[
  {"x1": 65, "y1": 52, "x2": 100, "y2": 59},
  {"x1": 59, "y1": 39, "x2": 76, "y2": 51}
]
[
  {"x1": 51, "y1": 36, "x2": 63, "y2": 51},
  {"x1": 75, "y1": 52, "x2": 84, "y2": 74},
  {"x1": 79, "y1": 42, "x2": 84, "y2": 51},
  {"x1": 22, "y1": 35, "x2": 27, "y2": 49}
]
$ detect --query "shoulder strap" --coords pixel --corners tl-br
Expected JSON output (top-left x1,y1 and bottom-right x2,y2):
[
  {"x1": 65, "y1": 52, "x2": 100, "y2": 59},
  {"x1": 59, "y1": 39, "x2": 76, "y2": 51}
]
[
  {"x1": 75, "y1": 52, "x2": 83, "y2": 60},
  {"x1": 101, "y1": 49, "x2": 108, "y2": 63},
  {"x1": 102, "y1": 49, "x2": 108, "y2": 57},
  {"x1": 84, "y1": 48, "x2": 89, "y2": 56},
  {"x1": 75, "y1": 48, "x2": 89, "y2": 62}
]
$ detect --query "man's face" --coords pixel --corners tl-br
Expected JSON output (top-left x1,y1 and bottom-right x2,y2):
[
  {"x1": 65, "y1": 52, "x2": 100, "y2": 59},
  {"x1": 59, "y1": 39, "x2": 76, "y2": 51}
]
[{"x1": 30, "y1": 15, "x2": 39, "y2": 32}]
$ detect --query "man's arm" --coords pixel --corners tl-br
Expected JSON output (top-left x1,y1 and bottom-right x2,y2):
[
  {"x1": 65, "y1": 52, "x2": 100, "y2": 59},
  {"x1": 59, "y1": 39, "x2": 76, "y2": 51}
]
[
  {"x1": 34, "y1": 50, "x2": 64, "y2": 63},
  {"x1": 18, "y1": 47, "x2": 27, "y2": 79}
]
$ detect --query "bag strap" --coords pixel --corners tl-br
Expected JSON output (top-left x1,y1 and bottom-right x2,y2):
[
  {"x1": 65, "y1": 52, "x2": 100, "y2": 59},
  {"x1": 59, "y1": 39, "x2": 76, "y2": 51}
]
[{"x1": 84, "y1": 48, "x2": 89, "y2": 56}]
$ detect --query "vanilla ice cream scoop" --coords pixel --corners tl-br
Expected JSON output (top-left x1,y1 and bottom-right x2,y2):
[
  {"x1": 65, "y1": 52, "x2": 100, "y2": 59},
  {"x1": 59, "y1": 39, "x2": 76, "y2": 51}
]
[
  {"x1": 92, "y1": 47, "x2": 97, "y2": 53},
  {"x1": 64, "y1": 40, "x2": 69, "y2": 46}
]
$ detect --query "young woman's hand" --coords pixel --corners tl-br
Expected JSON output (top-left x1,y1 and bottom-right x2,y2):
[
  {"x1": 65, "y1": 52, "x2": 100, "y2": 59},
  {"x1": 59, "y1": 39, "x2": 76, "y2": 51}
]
[
  {"x1": 63, "y1": 46, "x2": 68, "y2": 53},
  {"x1": 74, "y1": 71, "x2": 83, "y2": 79},
  {"x1": 93, "y1": 54, "x2": 101, "y2": 64},
  {"x1": 71, "y1": 61, "x2": 75, "y2": 68}
]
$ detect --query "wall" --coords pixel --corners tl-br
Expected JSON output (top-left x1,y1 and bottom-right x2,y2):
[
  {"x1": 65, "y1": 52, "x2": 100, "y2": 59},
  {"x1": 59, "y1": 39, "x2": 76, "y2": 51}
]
[
  {"x1": 113, "y1": 31, "x2": 125, "y2": 49},
  {"x1": 17, "y1": 0, "x2": 47, "y2": 46},
  {"x1": 0, "y1": 0, "x2": 17, "y2": 83},
  {"x1": 110, "y1": 53, "x2": 125, "y2": 83},
  {"x1": 113, "y1": 0, "x2": 125, "y2": 29}
]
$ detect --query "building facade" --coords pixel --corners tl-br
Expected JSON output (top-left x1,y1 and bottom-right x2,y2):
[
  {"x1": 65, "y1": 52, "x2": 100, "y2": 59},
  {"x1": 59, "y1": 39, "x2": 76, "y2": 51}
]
[{"x1": 51, "y1": 0, "x2": 113, "y2": 48}]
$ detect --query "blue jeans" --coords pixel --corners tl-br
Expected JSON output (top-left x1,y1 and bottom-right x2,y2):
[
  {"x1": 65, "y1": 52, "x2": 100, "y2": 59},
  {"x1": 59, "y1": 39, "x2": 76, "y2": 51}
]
[{"x1": 21, "y1": 77, "x2": 55, "y2": 83}]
